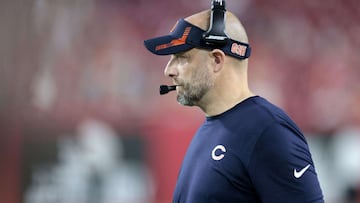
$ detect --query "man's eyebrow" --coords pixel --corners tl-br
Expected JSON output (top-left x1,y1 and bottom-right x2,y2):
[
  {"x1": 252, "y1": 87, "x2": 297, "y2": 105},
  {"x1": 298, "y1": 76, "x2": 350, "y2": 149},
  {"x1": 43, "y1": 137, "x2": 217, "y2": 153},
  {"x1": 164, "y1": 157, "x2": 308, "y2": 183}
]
[
  {"x1": 174, "y1": 52, "x2": 184, "y2": 56},
  {"x1": 174, "y1": 52, "x2": 188, "y2": 57}
]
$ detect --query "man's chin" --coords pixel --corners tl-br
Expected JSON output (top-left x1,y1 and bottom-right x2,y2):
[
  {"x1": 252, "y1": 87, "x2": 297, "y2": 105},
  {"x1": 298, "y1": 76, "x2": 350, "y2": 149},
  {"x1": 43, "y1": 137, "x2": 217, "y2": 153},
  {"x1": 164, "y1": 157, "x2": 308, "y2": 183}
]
[
  {"x1": 177, "y1": 94, "x2": 200, "y2": 107},
  {"x1": 177, "y1": 95, "x2": 193, "y2": 106}
]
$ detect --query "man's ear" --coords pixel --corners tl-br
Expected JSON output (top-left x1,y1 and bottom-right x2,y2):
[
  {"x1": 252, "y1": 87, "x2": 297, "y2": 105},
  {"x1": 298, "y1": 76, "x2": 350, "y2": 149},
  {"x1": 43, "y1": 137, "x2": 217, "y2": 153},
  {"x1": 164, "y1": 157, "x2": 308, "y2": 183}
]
[{"x1": 211, "y1": 49, "x2": 225, "y2": 73}]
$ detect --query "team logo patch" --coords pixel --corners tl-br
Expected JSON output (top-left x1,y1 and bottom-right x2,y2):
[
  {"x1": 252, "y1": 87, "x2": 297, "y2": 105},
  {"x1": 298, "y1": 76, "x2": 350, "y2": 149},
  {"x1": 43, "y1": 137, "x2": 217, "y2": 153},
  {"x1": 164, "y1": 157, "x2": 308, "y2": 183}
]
[{"x1": 212, "y1": 145, "x2": 226, "y2": 161}]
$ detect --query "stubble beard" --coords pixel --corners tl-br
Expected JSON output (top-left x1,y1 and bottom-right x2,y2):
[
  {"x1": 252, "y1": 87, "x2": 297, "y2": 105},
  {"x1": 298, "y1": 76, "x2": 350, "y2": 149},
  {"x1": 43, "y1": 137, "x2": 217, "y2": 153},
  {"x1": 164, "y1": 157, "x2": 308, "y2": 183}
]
[{"x1": 177, "y1": 66, "x2": 214, "y2": 106}]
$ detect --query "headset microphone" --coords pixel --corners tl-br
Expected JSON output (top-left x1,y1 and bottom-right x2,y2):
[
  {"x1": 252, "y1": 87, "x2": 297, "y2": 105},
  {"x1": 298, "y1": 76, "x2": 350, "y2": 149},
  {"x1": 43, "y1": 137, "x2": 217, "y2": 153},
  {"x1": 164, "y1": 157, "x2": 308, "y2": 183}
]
[{"x1": 159, "y1": 85, "x2": 178, "y2": 95}]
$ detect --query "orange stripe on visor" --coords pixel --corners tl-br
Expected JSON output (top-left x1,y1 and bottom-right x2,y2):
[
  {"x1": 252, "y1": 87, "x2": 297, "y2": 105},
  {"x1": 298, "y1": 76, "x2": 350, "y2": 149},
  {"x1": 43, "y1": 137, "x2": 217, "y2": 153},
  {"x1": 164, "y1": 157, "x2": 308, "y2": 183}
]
[{"x1": 155, "y1": 27, "x2": 192, "y2": 51}]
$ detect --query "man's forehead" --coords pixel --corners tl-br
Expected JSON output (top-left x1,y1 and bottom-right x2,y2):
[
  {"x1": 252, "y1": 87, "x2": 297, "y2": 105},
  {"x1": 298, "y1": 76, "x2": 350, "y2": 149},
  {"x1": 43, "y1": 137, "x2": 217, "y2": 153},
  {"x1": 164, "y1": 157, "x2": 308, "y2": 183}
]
[
  {"x1": 171, "y1": 49, "x2": 192, "y2": 57},
  {"x1": 172, "y1": 48, "x2": 209, "y2": 59}
]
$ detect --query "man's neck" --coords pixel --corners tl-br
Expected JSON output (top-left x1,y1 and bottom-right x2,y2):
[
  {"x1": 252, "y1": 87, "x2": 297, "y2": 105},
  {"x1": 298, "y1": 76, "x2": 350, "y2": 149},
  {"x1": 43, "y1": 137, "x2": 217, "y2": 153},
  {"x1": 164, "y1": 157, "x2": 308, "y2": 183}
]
[{"x1": 199, "y1": 89, "x2": 254, "y2": 117}]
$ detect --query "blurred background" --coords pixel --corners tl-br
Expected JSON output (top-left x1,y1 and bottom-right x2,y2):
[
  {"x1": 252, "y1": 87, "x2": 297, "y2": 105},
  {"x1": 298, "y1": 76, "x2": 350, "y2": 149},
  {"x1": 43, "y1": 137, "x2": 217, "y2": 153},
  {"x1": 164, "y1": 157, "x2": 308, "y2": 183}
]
[{"x1": 0, "y1": 0, "x2": 359, "y2": 202}]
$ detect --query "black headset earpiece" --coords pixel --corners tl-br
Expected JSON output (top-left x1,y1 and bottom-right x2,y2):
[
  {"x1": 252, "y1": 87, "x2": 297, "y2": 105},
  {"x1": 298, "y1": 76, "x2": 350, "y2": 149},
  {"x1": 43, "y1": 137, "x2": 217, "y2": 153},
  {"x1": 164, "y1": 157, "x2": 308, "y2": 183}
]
[{"x1": 202, "y1": 0, "x2": 229, "y2": 47}]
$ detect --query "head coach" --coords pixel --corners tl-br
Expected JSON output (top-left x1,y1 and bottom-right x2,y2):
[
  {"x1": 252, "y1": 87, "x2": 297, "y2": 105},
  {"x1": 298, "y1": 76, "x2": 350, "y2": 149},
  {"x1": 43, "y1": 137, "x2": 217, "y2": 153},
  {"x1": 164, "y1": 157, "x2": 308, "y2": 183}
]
[{"x1": 143, "y1": 0, "x2": 324, "y2": 202}]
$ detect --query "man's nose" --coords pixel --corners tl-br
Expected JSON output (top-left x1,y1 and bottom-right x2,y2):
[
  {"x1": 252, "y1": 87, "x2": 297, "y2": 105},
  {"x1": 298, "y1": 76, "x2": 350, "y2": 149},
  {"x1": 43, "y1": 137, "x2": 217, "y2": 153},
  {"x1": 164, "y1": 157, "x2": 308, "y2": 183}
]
[{"x1": 164, "y1": 62, "x2": 178, "y2": 78}]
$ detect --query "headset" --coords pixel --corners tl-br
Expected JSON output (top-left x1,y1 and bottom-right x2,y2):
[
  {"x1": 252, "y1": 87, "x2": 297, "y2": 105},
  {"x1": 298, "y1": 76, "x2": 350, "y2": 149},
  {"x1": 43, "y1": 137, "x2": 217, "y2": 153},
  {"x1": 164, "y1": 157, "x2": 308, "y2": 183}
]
[{"x1": 202, "y1": 0, "x2": 229, "y2": 47}]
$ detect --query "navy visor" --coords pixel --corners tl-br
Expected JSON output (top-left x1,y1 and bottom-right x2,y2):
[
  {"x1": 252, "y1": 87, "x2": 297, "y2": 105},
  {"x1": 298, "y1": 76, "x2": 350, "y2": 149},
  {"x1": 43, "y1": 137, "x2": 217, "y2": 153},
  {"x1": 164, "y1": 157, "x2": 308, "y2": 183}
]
[{"x1": 144, "y1": 19, "x2": 251, "y2": 60}]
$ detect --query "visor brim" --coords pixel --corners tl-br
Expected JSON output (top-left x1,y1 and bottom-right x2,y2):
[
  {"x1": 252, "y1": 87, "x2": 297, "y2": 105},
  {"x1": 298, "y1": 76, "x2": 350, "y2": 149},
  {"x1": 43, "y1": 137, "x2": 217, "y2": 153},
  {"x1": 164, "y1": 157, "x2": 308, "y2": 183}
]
[{"x1": 144, "y1": 35, "x2": 194, "y2": 55}]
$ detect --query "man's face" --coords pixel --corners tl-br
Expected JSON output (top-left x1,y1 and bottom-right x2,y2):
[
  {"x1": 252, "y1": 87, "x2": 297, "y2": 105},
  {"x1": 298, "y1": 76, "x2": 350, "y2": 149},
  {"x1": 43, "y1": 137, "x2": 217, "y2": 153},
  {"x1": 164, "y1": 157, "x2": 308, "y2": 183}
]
[{"x1": 164, "y1": 48, "x2": 214, "y2": 106}]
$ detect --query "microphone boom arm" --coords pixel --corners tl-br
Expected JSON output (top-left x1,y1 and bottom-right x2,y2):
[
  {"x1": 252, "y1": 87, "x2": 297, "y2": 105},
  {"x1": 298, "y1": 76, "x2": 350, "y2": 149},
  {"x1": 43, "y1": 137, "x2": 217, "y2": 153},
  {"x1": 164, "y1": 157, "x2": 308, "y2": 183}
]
[{"x1": 159, "y1": 85, "x2": 177, "y2": 95}]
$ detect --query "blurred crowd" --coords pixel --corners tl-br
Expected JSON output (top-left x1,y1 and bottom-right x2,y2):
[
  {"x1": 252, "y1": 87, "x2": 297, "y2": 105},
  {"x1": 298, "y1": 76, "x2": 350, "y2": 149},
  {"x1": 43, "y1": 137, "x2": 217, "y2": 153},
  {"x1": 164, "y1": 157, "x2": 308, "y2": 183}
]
[{"x1": 0, "y1": 0, "x2": 359, "y2": 203}]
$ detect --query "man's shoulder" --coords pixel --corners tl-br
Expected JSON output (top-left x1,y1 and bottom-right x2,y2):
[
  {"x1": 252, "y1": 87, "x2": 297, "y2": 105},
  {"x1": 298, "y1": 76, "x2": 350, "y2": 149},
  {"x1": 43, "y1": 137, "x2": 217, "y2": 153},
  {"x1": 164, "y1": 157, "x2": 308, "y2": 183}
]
[
  {"x1": 243, "y1": 96, "x2": 296, "y2": 126},
  {"x1": 222, "y1": 96, "x2": 302, "y2": 144},
  {"x1": 227, "y1": 96, "x2": 289, "y2": 126}
]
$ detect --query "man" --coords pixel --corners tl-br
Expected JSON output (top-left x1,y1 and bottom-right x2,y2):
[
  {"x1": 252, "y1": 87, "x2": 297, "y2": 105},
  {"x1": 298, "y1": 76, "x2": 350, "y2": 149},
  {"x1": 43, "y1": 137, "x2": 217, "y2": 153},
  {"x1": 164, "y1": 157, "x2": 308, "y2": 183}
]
[{"x1": 144, "y1": 7, "x2": 324, "y2": 203}]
